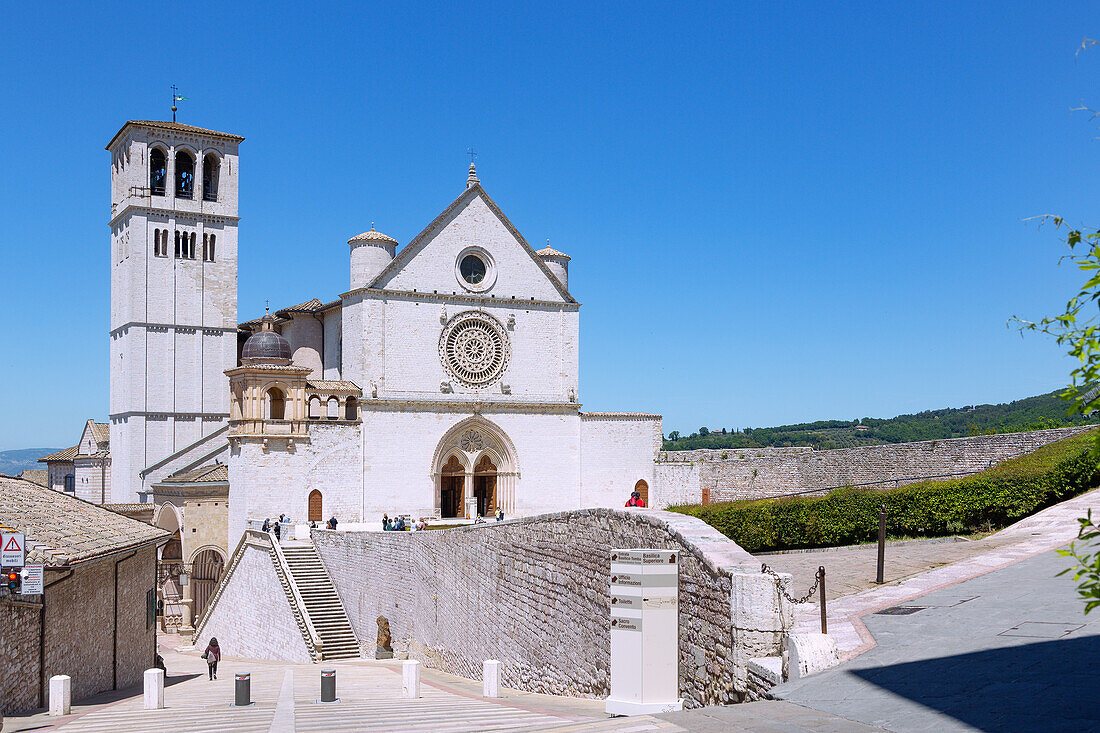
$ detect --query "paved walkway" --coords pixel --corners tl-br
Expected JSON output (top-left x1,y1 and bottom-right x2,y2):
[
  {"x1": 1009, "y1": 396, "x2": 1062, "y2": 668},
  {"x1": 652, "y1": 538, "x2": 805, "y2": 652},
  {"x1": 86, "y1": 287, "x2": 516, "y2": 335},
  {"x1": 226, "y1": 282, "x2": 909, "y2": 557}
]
[
  {"x1": 763, "y1": 487, "x2": 1100, "y2": 657},
  {"x1": 770, "y1": 548, "x2": 1100, "y2": 731}
]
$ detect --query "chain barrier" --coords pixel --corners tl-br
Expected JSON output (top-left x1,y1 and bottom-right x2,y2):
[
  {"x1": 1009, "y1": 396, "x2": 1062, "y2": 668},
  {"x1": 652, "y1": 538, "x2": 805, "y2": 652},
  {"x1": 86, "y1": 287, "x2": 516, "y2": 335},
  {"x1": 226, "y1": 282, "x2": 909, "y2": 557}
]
[{"x1": 761, "y1": 562, "x2": 821, "y2": 604}]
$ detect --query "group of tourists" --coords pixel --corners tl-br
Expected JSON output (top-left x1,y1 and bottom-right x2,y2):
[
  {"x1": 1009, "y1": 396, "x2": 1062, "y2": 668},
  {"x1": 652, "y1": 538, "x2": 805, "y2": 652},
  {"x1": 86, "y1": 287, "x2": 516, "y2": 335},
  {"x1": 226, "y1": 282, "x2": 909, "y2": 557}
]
[
  {"x1": 261, "y1": 514, "x2": 291, "y2": 539},
  {"x1": 382, "y1": 514, "x2": 428, "y2": 531},
  {"x1": 262, "y1": 513, "x2": 339, "y2": 537}
]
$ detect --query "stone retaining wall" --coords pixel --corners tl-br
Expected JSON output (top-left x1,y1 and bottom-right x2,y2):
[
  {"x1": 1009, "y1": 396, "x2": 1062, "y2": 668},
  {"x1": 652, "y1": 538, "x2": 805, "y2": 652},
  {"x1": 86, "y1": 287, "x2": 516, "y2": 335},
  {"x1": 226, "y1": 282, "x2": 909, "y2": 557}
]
[
  {"x1": 312, "y1": 509, "x2": 791, "y2": 708},
  {"x1": 655, "y1": 426, "x2": 1094, "y2": 505}
]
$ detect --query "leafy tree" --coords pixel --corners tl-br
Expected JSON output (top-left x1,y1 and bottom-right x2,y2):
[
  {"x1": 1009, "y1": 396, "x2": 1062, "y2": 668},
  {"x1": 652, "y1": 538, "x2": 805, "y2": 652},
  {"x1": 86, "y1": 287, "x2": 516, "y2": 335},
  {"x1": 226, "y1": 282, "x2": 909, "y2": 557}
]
[
  {"x1": 1014, "y1": 38, "x2": 1100, "y2": 613},
  {"x1": 667, "y1": 431, "x2": 680, "y2": 441},
  {"x1": 698, "y1": 427, "x2": 710, "y2": 437}
]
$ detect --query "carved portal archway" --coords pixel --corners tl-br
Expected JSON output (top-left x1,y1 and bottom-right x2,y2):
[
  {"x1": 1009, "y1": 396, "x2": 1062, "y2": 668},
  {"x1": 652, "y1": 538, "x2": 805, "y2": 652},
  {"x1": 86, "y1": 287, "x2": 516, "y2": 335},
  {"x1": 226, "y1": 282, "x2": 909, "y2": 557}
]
[{"x1": 431, "y1": 418, "x2": 518, "y2": 519}]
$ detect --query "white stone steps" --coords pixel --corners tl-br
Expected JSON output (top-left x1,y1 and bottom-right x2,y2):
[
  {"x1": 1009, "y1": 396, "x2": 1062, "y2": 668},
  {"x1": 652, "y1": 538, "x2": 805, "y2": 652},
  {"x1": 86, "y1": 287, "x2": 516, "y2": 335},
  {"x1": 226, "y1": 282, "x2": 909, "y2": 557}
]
[{"x1": 279, "y1": 543, "x2": 361, "y2": 661}]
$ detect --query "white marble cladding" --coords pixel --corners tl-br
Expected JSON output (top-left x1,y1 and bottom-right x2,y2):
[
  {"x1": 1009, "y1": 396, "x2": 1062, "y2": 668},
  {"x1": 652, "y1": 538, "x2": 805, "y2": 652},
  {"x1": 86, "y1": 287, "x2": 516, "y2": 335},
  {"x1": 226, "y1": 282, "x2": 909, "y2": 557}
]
[
  {"x1": 312, "y1": 508, "x2": 789, "y2": 708},
  {"x1": 228, "y1": 422, "x2": 362, "y2": 546},
  {"x1": 108, "y1": 123, "x2": 239, "y2": 502}
]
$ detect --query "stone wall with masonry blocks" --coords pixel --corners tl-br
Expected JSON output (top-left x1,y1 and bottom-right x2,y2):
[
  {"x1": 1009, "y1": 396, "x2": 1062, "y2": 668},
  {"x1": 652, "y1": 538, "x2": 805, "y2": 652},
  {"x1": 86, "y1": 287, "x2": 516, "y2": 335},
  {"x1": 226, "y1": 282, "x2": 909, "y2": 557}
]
[
  {"x1": 655, "y1": 426, "x2": 1095, "y2": 504},
  {"x1": 313, "y1": 508, "x2": 789, "y2": 708}
]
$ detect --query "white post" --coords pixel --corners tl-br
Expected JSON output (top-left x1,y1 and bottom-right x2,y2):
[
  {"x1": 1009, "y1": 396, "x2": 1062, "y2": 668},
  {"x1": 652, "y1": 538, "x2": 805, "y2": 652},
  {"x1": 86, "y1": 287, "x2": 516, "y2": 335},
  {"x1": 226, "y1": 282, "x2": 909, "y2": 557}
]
[
  {"x1": 402, "y1": 660, "x2": 420, "y2": 699},
  {"x1": 49, "y1": 674, "x2": 71, "y2": 716},
  {"x1": 144, "y1": 668, "x2": 165, "y2": 709},
  {"x1": 483, "y1": 660, "x2": 501, "y2": 698}
]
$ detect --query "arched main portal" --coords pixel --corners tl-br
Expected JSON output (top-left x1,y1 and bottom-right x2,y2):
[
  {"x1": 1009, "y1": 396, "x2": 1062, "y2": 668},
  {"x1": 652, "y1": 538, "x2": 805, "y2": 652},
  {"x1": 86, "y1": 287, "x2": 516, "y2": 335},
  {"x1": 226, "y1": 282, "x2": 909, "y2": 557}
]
[{"x1": 431, "y1": 418, "x2": 519, "y2": 519}]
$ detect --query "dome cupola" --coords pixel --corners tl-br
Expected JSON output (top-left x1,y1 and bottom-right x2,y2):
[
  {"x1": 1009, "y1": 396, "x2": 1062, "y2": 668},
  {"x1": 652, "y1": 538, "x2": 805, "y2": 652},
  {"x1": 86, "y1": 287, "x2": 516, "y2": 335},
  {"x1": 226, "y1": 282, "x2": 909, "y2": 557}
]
[{"x1": 242, "y1": 311, "x2": 292, "y2": 364}]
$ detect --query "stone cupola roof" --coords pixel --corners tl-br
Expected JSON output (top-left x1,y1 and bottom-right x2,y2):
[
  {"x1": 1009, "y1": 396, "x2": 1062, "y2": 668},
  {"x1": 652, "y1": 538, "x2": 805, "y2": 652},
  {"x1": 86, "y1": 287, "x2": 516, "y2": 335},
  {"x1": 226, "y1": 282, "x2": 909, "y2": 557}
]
[
  {"x1": 536, "y1": 245, "x2": 571, "y2": 260},
  {"x1": 348, "y1": 225, "x2": 398, "y2": 245}
]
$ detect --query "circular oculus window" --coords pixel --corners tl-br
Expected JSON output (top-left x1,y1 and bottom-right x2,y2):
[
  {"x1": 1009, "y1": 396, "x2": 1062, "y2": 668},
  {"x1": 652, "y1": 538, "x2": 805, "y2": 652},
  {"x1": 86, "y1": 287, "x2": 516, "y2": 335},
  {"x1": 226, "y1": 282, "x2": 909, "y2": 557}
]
[
  {"x1": 454, "y1": 248, "x2": 496, "y2": 292},
  {"x1": 439, "y1": 312, "x2": 511, "y2": 387}
]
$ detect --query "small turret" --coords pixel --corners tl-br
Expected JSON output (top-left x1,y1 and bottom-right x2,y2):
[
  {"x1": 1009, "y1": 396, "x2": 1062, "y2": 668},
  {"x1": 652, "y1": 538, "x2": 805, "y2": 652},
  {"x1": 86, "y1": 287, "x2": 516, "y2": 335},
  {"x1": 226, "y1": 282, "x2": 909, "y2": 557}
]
[
  {"x1": 537, "y1": 241, "x2": 570, "y2": 291},
  {"x1": 349, "y1": 224, "x2": 398, "y2": 290}
]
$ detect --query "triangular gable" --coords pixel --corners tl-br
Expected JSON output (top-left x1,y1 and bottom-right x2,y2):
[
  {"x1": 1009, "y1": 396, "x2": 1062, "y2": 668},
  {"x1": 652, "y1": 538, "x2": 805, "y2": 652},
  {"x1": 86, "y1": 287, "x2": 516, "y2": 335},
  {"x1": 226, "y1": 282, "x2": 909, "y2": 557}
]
[
  {"x1": 77, "y1": 419, "x2": 103, "y2": 456},
  {"x1": 366, "y1": 184, "x2": 576, "y2": 304}
]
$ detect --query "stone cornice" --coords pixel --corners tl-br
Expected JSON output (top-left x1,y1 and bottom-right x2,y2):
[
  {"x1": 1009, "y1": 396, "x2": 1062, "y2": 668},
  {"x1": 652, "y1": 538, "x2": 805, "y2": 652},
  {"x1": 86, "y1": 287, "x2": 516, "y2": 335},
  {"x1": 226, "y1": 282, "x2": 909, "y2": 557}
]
[
  {"x1": 361, "y1": 399, "x2": 581, "y2": 414},
  {"x1": 109, "y1": 411, "x2": 229, "y2": 420},
  {"x1": 108, "y1": 203, "x2": 240, "y2": 228},
  {"x1": 341, "y1": 287, "x2": 581, "y2": 310},
  {"x1": 110, "y1": 322, "x2": 236, "y2": 337}
]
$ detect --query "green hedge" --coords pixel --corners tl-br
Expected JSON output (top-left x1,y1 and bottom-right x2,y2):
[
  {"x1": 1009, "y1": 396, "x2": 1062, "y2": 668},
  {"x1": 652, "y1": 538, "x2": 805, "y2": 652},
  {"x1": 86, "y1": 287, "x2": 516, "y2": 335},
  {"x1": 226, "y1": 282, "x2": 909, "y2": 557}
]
[{"x1": 669, "y1": 433, "x2": 1100, "y2": 553}]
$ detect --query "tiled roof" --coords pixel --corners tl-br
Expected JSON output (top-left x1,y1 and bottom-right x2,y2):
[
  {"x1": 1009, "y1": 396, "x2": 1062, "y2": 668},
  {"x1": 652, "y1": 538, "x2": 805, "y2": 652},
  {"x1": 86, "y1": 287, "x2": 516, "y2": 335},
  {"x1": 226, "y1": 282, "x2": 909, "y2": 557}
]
[
  {"x1": 536, "y1": 246, "x2": 571, "y2": 260},
  {"x1": 74, "y1": 451, "x2": 110, "y2": 461},
  {"x1": 106, "y1": 120, "x2": 245, "y2": 150},
  {"x1": 39, "y1": 445, "x2": 78, "y2": 463},
  {"x1": 159, "y1": 464, "x2": 229, "y2": 484},
  {"x1": 349, "y1": 227, "x2": 398, "y2": 245},
  {"x1": 0, "y1": 476, "x2": 168, "y2": 566},
  {"x1": 276, "y1": 298, "x2": 324, "y2": 315},
  {"x1": 307, "y1": 380, "x2": 362, "y2": 393},
  {"x1": 18, "y1": 469, "x2": 48, "y2": 487},
  {"x1": 90, "y1": 422, "x2": 110, "y2": 446}
]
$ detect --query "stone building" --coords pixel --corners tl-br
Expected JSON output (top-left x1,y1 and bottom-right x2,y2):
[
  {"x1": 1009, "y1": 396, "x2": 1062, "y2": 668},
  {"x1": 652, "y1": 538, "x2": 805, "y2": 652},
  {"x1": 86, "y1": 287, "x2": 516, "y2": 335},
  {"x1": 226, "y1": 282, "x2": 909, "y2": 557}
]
[
  {"x1": 37, "y1": 419, "x2": 110, "y2": 502},
  {"x1": 0, "y1": 476, "x2": 167, "y2": 716},
  {"x1": 102, "y1": 119, "x2": 662, "y2": 553},
  {"x1": 149, "y1": 463, "x2": 230, "y2": 634}
]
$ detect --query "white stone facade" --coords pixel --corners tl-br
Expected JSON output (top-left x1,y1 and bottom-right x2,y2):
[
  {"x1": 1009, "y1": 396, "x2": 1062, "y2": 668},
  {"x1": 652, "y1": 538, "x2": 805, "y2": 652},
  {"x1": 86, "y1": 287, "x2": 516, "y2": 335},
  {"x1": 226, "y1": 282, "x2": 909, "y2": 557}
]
[{"x1": 104, "y1": 120, "x2": 662, "y2": 548}]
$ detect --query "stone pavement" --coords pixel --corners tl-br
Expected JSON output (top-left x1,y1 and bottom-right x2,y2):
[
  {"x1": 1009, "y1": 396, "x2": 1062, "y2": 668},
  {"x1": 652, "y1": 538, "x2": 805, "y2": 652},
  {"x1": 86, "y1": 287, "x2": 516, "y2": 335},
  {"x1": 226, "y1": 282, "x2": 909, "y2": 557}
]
[
  {"x1": 771, "y1": 548, "x2": 1100, "y2": 731},
  {"x1": 762, "y1": 487, "x2": 1100, "y2": 657}
]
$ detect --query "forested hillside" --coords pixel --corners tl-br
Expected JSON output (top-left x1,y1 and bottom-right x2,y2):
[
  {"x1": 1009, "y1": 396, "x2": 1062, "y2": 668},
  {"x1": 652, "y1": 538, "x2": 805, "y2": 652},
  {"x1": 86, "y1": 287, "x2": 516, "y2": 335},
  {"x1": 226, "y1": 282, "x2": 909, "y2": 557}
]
[
  {"x1": 0, "y1": 448, "x2": 60, "y2": 476},
  {"x1": 663, "y1": 390, "x2": 1098, "y2": 451}
]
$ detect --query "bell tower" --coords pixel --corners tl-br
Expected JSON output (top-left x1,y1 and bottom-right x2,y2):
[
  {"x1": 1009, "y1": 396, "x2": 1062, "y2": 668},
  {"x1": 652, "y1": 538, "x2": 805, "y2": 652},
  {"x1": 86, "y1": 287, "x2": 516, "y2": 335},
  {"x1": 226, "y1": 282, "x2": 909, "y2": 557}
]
[{"x1": 106, "y1": 120, "x2": 243, "y2": 502}]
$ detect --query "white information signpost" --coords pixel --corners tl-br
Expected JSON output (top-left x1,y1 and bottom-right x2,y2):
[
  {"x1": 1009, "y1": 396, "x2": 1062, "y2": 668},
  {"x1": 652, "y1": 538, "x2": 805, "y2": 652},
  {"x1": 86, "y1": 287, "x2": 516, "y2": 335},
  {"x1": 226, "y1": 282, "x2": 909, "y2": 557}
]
[
  {"x1": 21, "y1": 565, "x2": 44, "y2": 595},
  {"x1": 1, "y1": 532, "x2": 25, "y2": 567},
  {"x1": 605, "y1": 549, "x2": 684, "y2": 716}
]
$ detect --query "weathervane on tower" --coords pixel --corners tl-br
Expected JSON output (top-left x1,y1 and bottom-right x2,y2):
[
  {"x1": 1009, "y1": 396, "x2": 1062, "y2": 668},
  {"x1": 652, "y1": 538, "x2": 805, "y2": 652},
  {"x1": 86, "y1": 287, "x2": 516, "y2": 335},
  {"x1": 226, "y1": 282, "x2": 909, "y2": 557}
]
[{"x1": 170, "y1": 85, "x2": 188, "y2": 122}]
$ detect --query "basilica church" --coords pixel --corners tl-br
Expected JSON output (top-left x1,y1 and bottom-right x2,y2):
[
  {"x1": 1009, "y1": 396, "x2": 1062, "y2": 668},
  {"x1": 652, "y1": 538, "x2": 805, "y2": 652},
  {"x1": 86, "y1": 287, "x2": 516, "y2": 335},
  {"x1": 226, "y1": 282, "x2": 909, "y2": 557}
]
[{"x1": 104, "y1": 119, "x2": 662, "y2": 550}]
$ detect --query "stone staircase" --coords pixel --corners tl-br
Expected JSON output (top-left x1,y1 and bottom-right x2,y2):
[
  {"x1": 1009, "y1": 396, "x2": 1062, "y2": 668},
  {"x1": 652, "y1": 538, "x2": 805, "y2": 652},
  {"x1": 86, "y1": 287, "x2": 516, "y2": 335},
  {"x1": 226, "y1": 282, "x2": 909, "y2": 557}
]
[{"x1": 278, "y1": 543, "x2": 361, "y2": 660}]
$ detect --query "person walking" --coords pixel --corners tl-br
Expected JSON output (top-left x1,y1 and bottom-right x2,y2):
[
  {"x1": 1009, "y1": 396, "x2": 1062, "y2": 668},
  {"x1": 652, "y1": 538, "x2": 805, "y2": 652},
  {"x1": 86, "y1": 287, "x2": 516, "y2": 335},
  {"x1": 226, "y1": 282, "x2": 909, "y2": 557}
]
[
  {"x1": 496, "y1": 508, "x2": 504, "y2": 522},
  {"x1": 382, "y1": 513, "x2": 389, "y2": 530},
  {"x1": 328, "y1": 515, "x2": 338, "y2": 530},
  {"x1": 273, "y1": 520, "x2": 281, "y2": 541},
  {"x1": 262, "y1": 518, "x2": 271, "y2": 533},
  {"x1": 203, "y1": 637, "x2": 221, "y2": 680}
]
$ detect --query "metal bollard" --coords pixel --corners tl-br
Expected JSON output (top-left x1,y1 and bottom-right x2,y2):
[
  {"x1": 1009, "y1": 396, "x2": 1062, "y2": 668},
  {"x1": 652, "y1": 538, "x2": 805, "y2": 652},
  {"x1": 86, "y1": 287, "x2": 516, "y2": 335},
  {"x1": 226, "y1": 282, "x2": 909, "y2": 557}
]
[
  {"x1": 319, "y1": 669, "x2": 338, "y2": 703},
  {"x1": 876, "y1": 504, "x2": 887, "y2": 585},
  {"x1": 818, "y1": 566, "x2": 827, "y2": 635},
  {"x1": 234, "y1": 673, "x2": 253, "y2": 707}
]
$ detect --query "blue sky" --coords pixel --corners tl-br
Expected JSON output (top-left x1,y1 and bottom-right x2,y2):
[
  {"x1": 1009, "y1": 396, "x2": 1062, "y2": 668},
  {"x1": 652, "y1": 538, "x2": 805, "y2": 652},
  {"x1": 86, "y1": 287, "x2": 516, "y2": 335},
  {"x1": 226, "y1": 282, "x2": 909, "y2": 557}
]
[{"x1": 1, "y1": 1, "x2": 1098, "y2": 450}]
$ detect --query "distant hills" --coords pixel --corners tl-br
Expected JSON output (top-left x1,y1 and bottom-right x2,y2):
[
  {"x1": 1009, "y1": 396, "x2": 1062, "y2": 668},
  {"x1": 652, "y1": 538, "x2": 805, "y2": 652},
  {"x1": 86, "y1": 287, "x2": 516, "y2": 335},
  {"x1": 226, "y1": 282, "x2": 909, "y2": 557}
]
[
  {"x1": 0, "y1": 448, "x2": 60, "y2": 477},
  {"x1": 663, "y1": 390, "x2": 1099, "y2": 451}
]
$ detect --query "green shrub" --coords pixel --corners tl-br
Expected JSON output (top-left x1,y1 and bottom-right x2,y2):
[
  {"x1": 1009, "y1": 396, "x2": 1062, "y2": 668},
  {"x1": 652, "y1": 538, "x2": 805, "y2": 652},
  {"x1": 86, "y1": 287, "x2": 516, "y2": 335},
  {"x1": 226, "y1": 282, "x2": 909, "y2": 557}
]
[{"x1": 669, "y1": 434, "x2": 1100, "y2": 552}]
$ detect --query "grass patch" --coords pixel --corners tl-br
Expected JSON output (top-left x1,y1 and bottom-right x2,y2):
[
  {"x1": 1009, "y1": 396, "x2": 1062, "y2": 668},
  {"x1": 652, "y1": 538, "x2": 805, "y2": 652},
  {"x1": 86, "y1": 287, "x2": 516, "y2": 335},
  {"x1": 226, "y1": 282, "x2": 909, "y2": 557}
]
[{"x1": 669, "y1": 432, "x2": 1100, "y2": 553}]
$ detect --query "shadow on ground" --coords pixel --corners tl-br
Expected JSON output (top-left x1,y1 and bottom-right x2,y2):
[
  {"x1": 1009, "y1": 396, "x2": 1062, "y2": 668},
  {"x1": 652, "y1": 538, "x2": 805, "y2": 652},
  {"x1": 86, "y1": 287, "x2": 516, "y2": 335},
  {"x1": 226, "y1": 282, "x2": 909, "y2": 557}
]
[{"x1": 851, "y1": 634, "x2": 1100, "y2": 732}]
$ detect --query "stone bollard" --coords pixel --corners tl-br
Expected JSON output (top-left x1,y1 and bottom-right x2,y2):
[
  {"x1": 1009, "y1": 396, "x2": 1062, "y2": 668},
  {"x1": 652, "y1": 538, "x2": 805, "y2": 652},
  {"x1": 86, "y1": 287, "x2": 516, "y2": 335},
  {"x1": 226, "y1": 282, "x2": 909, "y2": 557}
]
[
  {"x1": 402, "y1": 660, "x2": 420, "y2": 698},
  {"x1": 49, "y1": 675, "x2": 71, "y2": 716},
  {"x1": 144, "y1": 668, "x2": 165, "y2": 709},
  {"x1": 483, "y1": 660, "x2": 501, "y2": 698}
]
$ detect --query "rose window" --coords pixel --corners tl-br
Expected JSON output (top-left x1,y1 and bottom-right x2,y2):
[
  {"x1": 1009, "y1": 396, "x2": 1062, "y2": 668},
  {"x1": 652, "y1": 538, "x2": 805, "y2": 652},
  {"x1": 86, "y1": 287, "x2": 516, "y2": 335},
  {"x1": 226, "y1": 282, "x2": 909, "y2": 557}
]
[{"x1": 440, "y1": 312, "x2": 510, "y2": 387}]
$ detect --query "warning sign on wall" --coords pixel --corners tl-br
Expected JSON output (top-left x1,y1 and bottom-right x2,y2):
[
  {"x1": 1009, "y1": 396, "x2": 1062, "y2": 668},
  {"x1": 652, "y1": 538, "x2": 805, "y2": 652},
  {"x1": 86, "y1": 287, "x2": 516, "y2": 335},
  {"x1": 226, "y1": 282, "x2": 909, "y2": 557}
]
[{"x1": 1, "y1": 533, "x2": 25, "y2": 567}]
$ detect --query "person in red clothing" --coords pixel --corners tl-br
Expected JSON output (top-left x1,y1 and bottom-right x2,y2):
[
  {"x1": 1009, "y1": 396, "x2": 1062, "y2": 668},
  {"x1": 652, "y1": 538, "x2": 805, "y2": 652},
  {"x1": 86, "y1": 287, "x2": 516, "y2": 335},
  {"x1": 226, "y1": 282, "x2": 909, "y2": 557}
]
[
  {"x1": 625, "y1": 491, "x2": 646, "y2": 508},
  {"x1": 203, "y1": 637, "x2": 221, "y2": 680}
]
